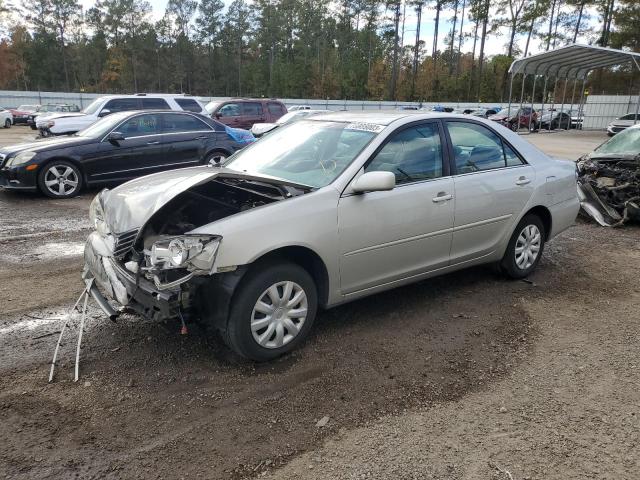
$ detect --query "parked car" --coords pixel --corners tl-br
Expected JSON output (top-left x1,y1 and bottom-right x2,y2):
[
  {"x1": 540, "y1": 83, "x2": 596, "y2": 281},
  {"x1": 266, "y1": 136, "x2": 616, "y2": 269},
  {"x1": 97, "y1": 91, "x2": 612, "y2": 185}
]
[
  {"x1": 205, "y1": 99, "x2": 288, "y2": 129},
  {"x1": 27, "y1": 103, "x2": 80, "y2": 130},
  {"x1": 0, "y1": 110, "x2": 254, "y2": 198},
  {"x1": 10, "y1": 105, "x2": 40, "y2": 124},
  {"x1": 288, "y1": 105, "x2": 312, "y2": 111},
  {"x1": 606, "y1": 113, "x2": 640, "y2": 136},
  {"x1": 0, "y1": 108, "x2": 13, "y2": 128},
  {"x1": 250, "y1": 109, "x2": 330, "y2": 137},
  {"x1": 81, "y1": 111, "x2": 579, "y2": 361},
  {"x1": 36, "y1": 94, "x2": 208, "y2": 136},
  {"x1": 489, "y1": 106, "x2": 538, "y2": 131},
  {"x1": 469, "y1": 107, "x2": 500, "y2": 118},
  {"x1": 536, "y1": 110, "x2": 572, "y2": 130}
]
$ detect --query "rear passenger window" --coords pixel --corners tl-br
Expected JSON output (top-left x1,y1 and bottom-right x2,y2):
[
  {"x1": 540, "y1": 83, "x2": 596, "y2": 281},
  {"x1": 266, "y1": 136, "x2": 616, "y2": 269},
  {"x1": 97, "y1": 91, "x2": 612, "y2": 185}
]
[
  {"x1": 174, "y1": 98, "x2": 202, "y2": 112},
  {"x1": 447, "y1": 121, "x2": 524, "y2": 173},
  {"x1": 162, "y1": 113, "x2": 210, "y2": 133},
  {"x1": 268, "y1": 103, "x2": 285, "y2": 115},
  {"x1": 365, "y1": 123, "x2": 443, "y2": 185},
  {"x1": 141, "y1": 98, "x2": 170, "y2": 109},
  {"x1": 243, "y1": 102, "x2": 263, "y2": 115}
]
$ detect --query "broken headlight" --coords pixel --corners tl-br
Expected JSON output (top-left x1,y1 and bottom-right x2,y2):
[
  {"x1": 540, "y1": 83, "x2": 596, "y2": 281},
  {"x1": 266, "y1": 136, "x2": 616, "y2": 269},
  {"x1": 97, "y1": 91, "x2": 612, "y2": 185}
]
[
  {"x1": 149, "y1": 235, "x2": 221, "y2": 272},
  {"x1": 89, "y1": 190, "x2": 110, "y2": 236}
]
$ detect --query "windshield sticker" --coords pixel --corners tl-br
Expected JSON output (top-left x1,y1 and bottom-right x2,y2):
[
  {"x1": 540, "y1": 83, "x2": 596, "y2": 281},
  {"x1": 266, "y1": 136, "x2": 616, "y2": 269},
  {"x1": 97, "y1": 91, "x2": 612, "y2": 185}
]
[{"x1": 345, "y1": 122, "x2": 385, "y2": 133}]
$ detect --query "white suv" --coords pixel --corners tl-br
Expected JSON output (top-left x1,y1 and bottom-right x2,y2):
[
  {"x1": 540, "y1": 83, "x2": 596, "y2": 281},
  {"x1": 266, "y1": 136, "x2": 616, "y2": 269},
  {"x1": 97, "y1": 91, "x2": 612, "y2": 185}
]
[{"x1": 36, "y1": 94, "x2": 207, "y2": 136}]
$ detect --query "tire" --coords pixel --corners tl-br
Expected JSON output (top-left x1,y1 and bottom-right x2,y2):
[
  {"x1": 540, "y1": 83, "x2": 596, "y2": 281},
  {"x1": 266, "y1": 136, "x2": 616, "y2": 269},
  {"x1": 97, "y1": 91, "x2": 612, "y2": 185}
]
[
  {"x1": 37, "y1": 160, "x2": 83, "y2": 198},
  {"x1": 203, "y1": 150, "x2": 228, "y2": 166},
  {"x1": 4, "y1": 119, "x2": 10, "y2": 129},
  {"x1": 30, "y1": 124, "x2": 37, "y2": 130},
  {"x1": 607, "y1": 132, "x2": 615, "y2": 137},
  {"x1": 224, "y1": 262, "x2": 318, "y2": 361},
  {"x1": 510, "y1": 122, "x2": 519, "y2": 132},
  {"x1": 500, "y1": 214, "x2": 546, "y2": 279}
]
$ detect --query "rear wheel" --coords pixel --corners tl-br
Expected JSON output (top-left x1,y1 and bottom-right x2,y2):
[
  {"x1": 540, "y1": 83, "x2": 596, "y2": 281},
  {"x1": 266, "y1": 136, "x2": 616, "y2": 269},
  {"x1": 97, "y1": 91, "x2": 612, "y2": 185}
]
[
  {"x1": 37, "y1": 160, "x2": 83, "y2": 198},
  {"x1": 4, "y1": 119, "x2": 10, "y2": 129},
  {"x1": 500, "y1": 214, "x2": 546, "y2": 279},
  {"x1": 223, "y1": 262, "x2": 317, "y2": 361},
  {"x1": 510, "y1": 122, "x2": 519, "y2": 132}
]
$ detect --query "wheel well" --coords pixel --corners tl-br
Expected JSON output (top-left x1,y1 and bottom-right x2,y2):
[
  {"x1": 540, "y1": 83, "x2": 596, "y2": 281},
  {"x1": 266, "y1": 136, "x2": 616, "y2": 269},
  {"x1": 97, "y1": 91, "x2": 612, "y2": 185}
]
[
  {"x1": 251, "y1": 246, "x2": 330, "y2": 308},
  {"x1": 525, "y1": 205, "x2": 552, "y2": 240}
]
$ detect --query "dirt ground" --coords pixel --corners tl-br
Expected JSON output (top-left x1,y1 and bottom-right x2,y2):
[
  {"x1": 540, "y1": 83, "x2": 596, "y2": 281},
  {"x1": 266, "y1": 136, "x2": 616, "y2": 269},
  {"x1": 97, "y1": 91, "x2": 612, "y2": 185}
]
[{"x1": 2, "y1": 126, "x2": 639, "y2": 479}]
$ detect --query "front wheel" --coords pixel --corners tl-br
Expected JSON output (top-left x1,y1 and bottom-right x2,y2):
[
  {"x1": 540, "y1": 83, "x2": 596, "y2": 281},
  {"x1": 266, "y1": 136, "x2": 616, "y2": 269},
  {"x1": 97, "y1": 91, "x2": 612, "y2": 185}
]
[
  {"x1": 30, "y1": 124, "x2": 37, "y2": 130},
  {"x1": 4, "y1": 119, "x2": 10, "y2": 129},
  {"x1": 203, "y1": 151, "x2": 227, "y2": 166},
  {"x1": 37, "y1": 161, "x2": 83, "y2": 198},
  {"x1": 500, "y1": 214, "x2": 546, "y2": 279},
  {"x1": 510, "y1": 122, "x2": 519, "y2": 132},
  {"x1": 224, "y1": 262, "x2": 317, "y2": 361}
]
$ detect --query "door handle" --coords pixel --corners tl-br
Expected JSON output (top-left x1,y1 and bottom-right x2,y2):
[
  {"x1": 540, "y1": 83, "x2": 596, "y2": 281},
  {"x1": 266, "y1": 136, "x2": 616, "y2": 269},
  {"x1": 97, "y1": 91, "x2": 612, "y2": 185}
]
[
  {"x1": 516, "y1": 176, "x2": 531, "y2": 186},
  {"x1": 432, "y1": 193, "x2": 453, "y2": 203},
  {"x1": 146, "y1": 140, "x2": 160, "y2": 145},
  {"x1": 195, "y1": 135, "x2": 208, "y2": 140}
]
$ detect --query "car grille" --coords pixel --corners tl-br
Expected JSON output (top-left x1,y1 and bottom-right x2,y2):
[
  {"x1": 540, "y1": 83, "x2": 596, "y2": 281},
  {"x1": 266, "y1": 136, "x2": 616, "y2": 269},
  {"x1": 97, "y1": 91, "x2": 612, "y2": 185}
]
[{"x1": 113, "y1": 229, "x2": 139, "y2": 258}]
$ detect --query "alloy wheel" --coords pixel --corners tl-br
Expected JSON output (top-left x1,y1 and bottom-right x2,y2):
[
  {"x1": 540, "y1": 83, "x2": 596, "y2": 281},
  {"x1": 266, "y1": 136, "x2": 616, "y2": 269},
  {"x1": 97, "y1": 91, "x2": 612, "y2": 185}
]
[
  {"x1": 4, "y1": 119, "x2": 10, "y2": 128},
  {"x1": 207, "y1": 153, "x2": 227, "y2": 166},
  {"x1": 515, "y1": 224, "x2": 541, "y2": 270},
  {"x1": 43, "y1": 165, "x2": 79, "y2": 197},
  {"x1": 250, "y1": 281, "x2": 308, "y2": 349}
]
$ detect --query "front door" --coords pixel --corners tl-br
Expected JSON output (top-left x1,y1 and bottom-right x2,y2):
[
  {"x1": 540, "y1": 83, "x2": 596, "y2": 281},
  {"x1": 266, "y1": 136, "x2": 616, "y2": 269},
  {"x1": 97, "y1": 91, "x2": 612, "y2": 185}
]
[
  {"x1": 86, "y1": 113, "x2": 164, "y2": 183},
  {"x1": 337, "y1": 121, "x2": 454, "y2": 294},
  {"x1": 445, "y1": 120, "x2": 535, "y2": 264}
]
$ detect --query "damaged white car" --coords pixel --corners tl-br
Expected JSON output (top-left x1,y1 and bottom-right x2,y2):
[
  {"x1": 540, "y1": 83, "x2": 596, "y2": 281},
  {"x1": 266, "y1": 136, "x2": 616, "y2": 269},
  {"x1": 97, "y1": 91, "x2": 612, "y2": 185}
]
[{"x1": 83, "y1": 112, "x2": 579, "y2": 361}]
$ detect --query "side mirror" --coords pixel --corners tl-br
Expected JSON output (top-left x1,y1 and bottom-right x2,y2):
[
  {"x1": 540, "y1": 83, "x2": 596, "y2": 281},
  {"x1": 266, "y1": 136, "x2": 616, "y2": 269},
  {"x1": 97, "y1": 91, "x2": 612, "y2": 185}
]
[
  {"x1": 351, "y1": 171, "x2": 396, "y2": 194},
  {"x1": 98, "y1": 109, "x2": 111, "y2": 118},
  {"x1": 107, "y1": 131, "x2": 125, "y2": 143}
]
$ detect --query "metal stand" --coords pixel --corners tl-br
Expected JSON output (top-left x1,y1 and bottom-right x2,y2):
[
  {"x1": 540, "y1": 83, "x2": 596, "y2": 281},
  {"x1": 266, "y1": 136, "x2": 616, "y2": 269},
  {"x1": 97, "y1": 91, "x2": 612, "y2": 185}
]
[{"x1": 49, "y1": 278, "x2": 94, "y2": 383}]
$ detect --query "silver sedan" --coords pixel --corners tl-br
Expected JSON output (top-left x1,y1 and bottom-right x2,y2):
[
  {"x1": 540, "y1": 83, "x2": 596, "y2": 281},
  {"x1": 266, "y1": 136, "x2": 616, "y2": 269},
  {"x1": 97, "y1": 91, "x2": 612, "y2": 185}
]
[{"x1": 83, "y1": 112, "x2": 579, "y2": 361}]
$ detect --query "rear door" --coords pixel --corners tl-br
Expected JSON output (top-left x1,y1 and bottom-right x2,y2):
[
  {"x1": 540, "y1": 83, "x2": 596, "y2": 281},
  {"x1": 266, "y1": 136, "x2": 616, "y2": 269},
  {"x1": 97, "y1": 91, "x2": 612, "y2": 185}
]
[
  {"x1": 240, "y1": 102, "x2": 265, "y2": 128},
  {"x1": 445, "y1": 120, "x2": 535, "y2": 264},
  {"x1": 161, "y1": 112, "x2": 215, "y2": 167}
]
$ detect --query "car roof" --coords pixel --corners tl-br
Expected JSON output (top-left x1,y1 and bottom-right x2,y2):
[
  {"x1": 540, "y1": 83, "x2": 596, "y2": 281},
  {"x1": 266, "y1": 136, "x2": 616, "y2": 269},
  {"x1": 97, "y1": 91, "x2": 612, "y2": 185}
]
[{"x1": 305, "y1": 110, "x2": 455, "y2": 126}]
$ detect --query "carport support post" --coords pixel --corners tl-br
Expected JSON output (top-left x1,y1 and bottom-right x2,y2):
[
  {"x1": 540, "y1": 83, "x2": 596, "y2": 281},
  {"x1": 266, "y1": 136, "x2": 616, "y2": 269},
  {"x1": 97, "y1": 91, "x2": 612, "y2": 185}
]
[
  {"x1": 635, "y1": 90, "x2": 640, "y2": 125},
  {"x1": 540, "y1": 76, "x2": 548, "y2": 131},
  {"x1": 577, "y1": 79, "x2": 586, "y2": 130},
  {"x1": 528, "y1": 75, "x2": 538, "y2": 133},
  {"x1": 558, "y1": 77, "x2": 568, "y2": 129},
  {"x1": 568, "y1": 79, "x2": 578, "y2": 130},
  {"x1": 518, "y1": 74, "x2": 527, "y2": 131},
  {"x1": 507, "y1": 73, "x2": 514, "y2": 117},
  {"x1": 549, "y1": 78, "x2": 558, "y2": 132}
]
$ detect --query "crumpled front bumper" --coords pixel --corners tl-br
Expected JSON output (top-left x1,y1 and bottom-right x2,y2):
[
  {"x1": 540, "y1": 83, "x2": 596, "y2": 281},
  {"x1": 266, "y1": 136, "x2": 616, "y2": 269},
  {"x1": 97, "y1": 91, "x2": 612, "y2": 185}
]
[{"x1": 82, "y1": 231, "x2": 181, "y2": 321}]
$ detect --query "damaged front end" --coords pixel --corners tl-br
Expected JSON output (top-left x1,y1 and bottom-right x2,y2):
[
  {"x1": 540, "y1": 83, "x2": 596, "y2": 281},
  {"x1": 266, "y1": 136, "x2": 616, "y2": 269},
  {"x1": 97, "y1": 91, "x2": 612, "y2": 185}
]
[
  {"x1": 82, "y1": 167, "x2": 308, "y2": 323},
  {"x1": 577, "y1": 155, "x2": 640, "y2": 227}
]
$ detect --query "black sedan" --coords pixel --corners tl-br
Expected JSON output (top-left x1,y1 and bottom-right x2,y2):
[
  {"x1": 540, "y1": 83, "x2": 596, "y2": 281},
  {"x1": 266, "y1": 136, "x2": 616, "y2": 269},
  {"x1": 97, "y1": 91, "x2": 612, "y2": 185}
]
[{"x1": 0, "y1": 110, "x2": 255, "y2": 198}]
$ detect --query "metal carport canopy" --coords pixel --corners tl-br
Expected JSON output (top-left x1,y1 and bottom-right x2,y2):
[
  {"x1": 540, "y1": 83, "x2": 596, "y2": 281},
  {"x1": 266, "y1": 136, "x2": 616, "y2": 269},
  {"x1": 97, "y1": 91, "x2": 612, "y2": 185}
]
[{"x1": 509, "y1": 44, "x2": 640, "y2": 80}]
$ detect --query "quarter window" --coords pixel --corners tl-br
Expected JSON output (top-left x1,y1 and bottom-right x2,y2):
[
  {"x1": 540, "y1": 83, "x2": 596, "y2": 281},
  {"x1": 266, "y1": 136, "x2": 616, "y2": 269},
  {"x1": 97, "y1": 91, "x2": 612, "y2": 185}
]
[
  {"x1": 447, "y1": 121, "x2": 524, "y2": 173},
  {"x1": 118, "y1": 114, "x2": 161, "y2": 138},
  {"x1": 141, "y1": 98, "x2": 171, "y2": 109},
  {"x1": 268, "y1": 102, "x2": 285, "y2": 115},
  {"x1": 162, "y1": 113, "x2": 210, "y2": 133},
  {"x1": 365, "y1": 123, "x2": 443, "y2": 184}
]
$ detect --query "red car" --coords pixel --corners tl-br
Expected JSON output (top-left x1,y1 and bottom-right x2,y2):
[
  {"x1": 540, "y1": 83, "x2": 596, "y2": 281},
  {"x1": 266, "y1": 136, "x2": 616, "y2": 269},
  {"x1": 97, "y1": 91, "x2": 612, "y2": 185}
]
[
  {"x1": 489, "y1": 107, "x2": 538, "y2": 132},
  {"x1": 205, "y1": 99, "x2": 287, "y2": 129},
  {"x1": 10, "y1": 104, "x2": 41, "y2": 125}
]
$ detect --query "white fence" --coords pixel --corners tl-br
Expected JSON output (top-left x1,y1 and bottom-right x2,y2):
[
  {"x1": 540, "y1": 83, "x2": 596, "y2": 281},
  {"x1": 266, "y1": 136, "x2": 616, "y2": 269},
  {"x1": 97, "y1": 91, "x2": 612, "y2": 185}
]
[{"x1": 1, "y1": 89, "x2": 637, "y2": 130}]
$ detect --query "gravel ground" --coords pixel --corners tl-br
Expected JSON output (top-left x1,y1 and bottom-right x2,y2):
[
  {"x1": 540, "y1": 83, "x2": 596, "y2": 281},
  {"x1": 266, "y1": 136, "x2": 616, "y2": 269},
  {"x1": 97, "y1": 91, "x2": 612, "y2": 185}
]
[{"x1": 2, "y1": 127, "x2": 638, "y2": 480}]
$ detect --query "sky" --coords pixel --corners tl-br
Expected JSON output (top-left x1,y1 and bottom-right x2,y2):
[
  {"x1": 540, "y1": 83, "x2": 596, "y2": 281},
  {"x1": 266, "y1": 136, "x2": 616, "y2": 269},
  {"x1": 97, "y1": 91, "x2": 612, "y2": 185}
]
[{"x1": 74, "y1": 0, "x2": 598, "y2": 59}]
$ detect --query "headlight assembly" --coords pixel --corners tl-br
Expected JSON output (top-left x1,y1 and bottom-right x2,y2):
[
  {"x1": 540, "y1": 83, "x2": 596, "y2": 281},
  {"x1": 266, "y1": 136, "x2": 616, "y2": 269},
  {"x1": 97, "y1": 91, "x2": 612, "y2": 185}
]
[
  {"x1": 148, "y1": 235, "x2": 221, "y2": 272},
  {"x1": 6, "y1": 151, "x2": 37, "y2": 166},
  {"x1": 89, "y1": 190, "x2": 110, "y2": 236}
]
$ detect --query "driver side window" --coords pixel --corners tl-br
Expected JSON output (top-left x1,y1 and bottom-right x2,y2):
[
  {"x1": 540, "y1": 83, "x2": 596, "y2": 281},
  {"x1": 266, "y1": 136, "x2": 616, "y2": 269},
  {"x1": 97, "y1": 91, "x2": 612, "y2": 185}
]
[{"x1": 365, "y1": 123, "x2": 443, "y2": 185}]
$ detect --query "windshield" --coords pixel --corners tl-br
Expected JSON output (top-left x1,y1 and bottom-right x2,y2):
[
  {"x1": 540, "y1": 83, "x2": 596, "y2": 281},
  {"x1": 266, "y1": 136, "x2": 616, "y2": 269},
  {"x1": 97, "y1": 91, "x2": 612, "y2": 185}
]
[
  {"x1": 593, "y1": 127, "x2": 640, "y2": 157},
  {"x1": 225, "y1": 120, "x2": 379, "y2": 187},
  {"x1": 76, "y1": 111, "x2": 132, "y2": 138},
  {"x1": 82, "y1": 98, "x2": 103, "y2": 115}
]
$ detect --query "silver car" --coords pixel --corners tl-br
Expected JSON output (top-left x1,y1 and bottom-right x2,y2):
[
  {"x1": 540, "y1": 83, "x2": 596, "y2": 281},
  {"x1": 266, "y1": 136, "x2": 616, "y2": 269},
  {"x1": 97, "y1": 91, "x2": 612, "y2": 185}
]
[{"x1": 83, "y1": 112, "x2": 579, "y2": 360}]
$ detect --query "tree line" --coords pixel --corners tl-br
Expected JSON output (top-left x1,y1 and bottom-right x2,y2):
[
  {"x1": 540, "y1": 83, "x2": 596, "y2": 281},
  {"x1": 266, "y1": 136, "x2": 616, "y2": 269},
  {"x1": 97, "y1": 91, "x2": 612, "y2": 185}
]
[{"x1": 0, "y1": 0, "x2": 638, "y2": 102}]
